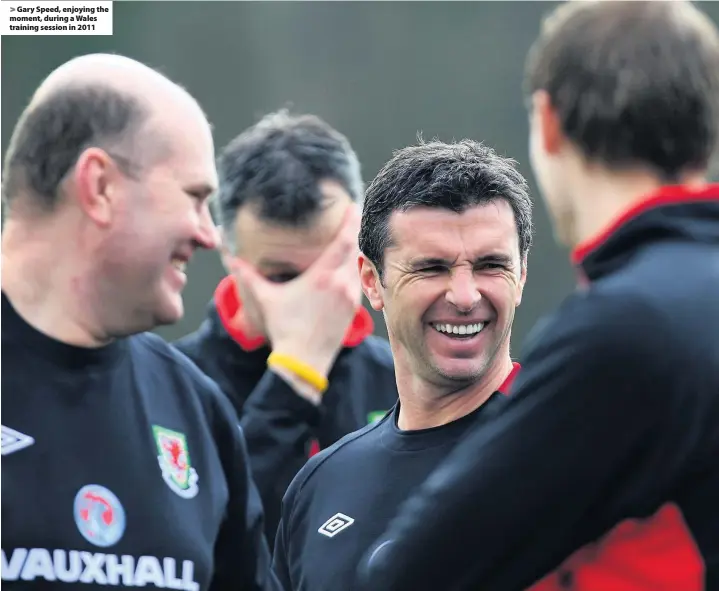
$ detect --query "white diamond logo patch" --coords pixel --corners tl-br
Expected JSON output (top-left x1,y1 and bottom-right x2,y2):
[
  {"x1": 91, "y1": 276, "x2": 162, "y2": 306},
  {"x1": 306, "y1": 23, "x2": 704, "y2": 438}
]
[
  {"x1": 1, "y1": 425, "x2": 35, "y2": 455},
  {"x1": 318, "y1": 513, "x2": 355, "y2": 538}
]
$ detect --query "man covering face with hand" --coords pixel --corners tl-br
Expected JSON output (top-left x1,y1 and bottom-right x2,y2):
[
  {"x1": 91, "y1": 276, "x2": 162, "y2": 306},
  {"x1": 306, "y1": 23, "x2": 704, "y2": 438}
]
[{"x1": 174, "y1": 111, "x2": 398, "y2": 545}]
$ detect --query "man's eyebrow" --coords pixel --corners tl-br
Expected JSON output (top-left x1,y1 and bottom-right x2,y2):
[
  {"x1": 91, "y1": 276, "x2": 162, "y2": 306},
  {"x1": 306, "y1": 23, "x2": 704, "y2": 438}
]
[
  {"x1": 408, "y1": 254, "x2": 515, "y2": 268},
  {"x1": 474, "y1": 253, "x2": 514, "y2": 266},
  {"x1": 408, "y1": 257, "x2": 455, "y2": 269}
]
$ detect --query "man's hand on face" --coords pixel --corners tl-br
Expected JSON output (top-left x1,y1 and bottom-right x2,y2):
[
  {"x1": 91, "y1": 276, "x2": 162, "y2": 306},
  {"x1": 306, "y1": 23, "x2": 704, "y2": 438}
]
[{"x1": 230, "y1": 205, "x2": 363, "y2": 382}]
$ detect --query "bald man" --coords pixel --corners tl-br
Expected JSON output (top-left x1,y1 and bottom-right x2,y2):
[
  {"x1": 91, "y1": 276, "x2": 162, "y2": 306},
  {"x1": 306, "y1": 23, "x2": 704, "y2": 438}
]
[{"x1": 1, "y1": 54, "x2": 280, "y2": 591}]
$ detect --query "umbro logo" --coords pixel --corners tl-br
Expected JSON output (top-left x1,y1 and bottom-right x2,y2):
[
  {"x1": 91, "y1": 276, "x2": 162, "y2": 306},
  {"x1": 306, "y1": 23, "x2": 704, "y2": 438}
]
[
  {"x1": 318, "y1": 513, "x2": 355, "y2": 538},
  {"x1": 1, "y1": 425, "x2": 35, "y2": 455}
]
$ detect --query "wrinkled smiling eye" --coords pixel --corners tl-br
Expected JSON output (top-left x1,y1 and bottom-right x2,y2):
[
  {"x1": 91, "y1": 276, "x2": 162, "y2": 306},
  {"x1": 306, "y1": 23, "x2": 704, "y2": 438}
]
[
  {"x1": 417, "y1": 266, "x2": 446, "y2": 274},
  {"x1": 479, "y1": 263, "x2": 505, "y2": 270}
]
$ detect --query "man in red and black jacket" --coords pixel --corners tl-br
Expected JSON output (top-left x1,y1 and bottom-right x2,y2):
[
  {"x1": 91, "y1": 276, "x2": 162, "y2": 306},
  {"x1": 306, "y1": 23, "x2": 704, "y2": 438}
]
[
  {"x1": 175, "y1": 111, "x2": 397, "y2": 547},
  {"x1": 356, "y1": 2, "x2": 719, "y2": 590}
]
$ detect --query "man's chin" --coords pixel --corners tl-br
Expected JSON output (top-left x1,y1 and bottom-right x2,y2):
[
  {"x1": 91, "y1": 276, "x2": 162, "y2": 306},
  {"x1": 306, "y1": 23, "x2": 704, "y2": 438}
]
[
  {"x1": 430, "y1": 358, "x2": 488, "y2": 386},
  {"x1": 153, "y1": 295, "x2": 184, "y2": 328}
]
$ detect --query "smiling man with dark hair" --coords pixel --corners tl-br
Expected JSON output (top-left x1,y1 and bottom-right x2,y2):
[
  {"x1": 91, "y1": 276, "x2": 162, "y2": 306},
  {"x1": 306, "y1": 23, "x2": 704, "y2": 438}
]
[{"x1": 271, "y1": 138, "x2": 531, "y2": 591}]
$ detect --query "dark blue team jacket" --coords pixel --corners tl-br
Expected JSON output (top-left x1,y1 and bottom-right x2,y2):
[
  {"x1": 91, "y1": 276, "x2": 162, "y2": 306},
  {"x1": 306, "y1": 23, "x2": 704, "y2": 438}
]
[
  {"x1": 273, "y1": 365, "x2": 519, "y2": 591},
  {"x1": 174, "y1": 276, "x2": 398, "y2": 546},
  {"x1": 356, "y1": 184, "x2": 719, "y2": 591},
  {"x1": 1, "y1": 292, "x2": 279, "y2": 591}
]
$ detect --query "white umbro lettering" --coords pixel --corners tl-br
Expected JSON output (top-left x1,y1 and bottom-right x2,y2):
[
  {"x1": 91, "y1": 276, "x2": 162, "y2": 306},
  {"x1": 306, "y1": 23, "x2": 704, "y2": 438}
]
[
  {"x1": 1, "y1": 425, "x2": 35, "y2": 455},
  {"x1": 1, "y1": 548, "x2": 199, "y2": 590},
  {"x1": 318, "y1": 513, "x2": 355, "y2": 538}
]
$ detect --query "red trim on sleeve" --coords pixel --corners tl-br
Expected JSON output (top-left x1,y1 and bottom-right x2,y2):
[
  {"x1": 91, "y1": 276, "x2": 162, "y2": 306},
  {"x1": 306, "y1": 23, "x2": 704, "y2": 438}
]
[{"x1": 528, "y1": 502, "x2": 704, "y2": 591}]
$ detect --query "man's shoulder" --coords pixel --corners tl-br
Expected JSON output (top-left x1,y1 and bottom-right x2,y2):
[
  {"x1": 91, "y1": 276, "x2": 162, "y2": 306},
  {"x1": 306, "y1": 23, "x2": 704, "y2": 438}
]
[
  {"x1": 285, "y1": 415, "x2": 391, "y2": 502},
  {"x1": 549, "y1": 285, "x2": 663, "y2": 334},
  {"x1": 334, "y1": 336, "x2": 397, "y2": 409},
  {"x1": 339, "y1": 335, "x2": 395, "y2": 378},
  {"x1": 523, "y1": 286, "x2": 675, "y2": 385},
  {"x1": 173, "y1": 327, "x2": 204, "y2": 359},
  {"x1": 171, "y1": 306, "x2": 243, "y2": 384},
  {"x1": 130, "y1": 332, "x2": 225, "y2": 404},
  {"x1": 351, "y1": 335, "x2": 393, "y2": 364},
  {"x1": 173, "y1": 310, "x2": 218, "y2": 362}
]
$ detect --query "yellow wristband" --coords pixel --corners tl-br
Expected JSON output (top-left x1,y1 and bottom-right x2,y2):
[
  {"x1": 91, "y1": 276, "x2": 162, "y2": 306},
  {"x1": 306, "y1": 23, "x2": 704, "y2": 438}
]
[{"x1": 267, "y1": 352, "x2": 329, "y2": 393}]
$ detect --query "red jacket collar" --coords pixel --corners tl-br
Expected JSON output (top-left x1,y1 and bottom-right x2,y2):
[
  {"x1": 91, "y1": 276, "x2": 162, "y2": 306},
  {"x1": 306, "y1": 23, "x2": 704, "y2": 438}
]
[
  {"x1": 214, "y1": 275, "x2": 375, "y2": 352},
  {"x1": 571, "y1": 183, "x2": 719, "y2": 266}
]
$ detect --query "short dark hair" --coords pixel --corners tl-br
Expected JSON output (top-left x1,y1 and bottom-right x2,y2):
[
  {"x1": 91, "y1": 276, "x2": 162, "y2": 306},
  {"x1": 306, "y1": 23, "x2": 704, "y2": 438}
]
[
  {"x1": 214, "y1": 110, "x2": 363, "y2": 251},
  {"x1": 359, "y1": 139, "x2": 532, "y2": 280},
  {"x1": 2, "y1": 85, "x2": 152, "y2": 212},
  {"x1": 524, "y1": 1, "x2": 719, "y2": 180}
]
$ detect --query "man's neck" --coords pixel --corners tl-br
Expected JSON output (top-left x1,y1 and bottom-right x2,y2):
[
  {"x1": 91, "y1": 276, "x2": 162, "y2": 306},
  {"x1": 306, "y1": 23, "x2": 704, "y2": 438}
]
[
  {"x1": 570, "y1": 168, "x2": 707, "y2": 249},
  {"x1": 396, "y1": 354, "x2": 515, "y2": 431},
  {"x1": 2, "y1": 224, "x2": 111, "y2": 348}
]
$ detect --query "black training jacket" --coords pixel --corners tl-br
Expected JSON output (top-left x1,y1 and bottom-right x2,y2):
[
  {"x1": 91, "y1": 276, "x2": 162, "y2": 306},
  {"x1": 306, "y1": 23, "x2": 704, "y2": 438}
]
[
  {"x1": 174, "y1": 276, "x2": 398, "y2": 546},
  {"x1": 355, "y1": 184, "x2": 719, "y2": 591},
  {"x1": 273, "y1": 365, "x2": 519, "y2": 591},
  {"x1": 1, "y1": 292, "x2": 280, "y2": 591}
]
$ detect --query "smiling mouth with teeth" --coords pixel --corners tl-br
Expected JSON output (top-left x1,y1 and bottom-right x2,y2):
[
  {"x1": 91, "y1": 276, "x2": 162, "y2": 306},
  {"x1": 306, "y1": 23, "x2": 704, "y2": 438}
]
[
  {"x1": 431, "y1": 322, "x2": 485, "y2": 338},
  {"x1": 171, "y1": 258, "x2": 187, "y2": 273}
]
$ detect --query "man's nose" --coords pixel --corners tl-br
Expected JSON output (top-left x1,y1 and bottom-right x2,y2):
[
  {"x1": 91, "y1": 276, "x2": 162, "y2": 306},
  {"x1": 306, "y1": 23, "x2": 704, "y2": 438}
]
[
  {"x1": 444, "y1": 267, "x2": 481, "y2": 312},
  {"x1": 195, "y1": 205, "x2": 220, "y2": 250}
]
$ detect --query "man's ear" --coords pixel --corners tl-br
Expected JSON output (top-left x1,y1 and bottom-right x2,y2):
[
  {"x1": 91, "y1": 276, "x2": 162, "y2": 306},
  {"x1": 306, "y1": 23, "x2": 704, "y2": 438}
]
[
  {"x1": 516, "y1": 255, "x2": 528, "y2": 307},
  {"x1": 533, "y1": 90, "x2": 564, "y2": 156},
  {"x1": 359, "y1": 254, "x2": 385, "y2": 311},
  {"x1": 218, "y1": 227, "x2": 236, "y2": 274},
  {"x1": 72, "y1": 147, "x2": 120, "y2": 227}
]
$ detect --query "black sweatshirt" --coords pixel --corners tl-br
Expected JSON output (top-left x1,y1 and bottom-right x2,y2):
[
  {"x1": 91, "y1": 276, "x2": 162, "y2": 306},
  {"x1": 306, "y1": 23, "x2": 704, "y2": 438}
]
[
  {"x1": 272, "y1": 365, "x2": 519, "y2": 591},
  {"x1": 174, "y1": 276, "x2": 398, "y2": 546},
  {"x1": 1, "y1": 292, "x2": 280, "y2": 591},
  {"x1": 356, "y1": 185, "x2": 719, "y2": 591}
]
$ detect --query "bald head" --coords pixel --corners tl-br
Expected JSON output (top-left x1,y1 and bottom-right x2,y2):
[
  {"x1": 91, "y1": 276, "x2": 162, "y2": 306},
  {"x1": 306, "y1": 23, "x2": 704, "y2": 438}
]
[
  {"x1": 31, "y1": 54, "x2": 203, "y2": 118},
  {"x1": 2, "y1": 53, "x2": 209, "y2": 214}
]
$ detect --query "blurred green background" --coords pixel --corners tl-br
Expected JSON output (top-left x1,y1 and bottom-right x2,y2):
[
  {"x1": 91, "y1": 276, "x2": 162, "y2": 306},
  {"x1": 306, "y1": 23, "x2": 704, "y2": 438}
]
[{"x1": 5, "y1": 1, "x2": 718, "y2": 351}]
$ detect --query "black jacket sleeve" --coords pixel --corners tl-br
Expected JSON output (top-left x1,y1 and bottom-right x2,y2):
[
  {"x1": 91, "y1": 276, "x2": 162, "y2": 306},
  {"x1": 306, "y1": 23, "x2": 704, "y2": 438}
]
[
  {"x1": 271, "y1": 455, "x2": 313, "y2": 591},
  {"x1": 208, "y1": 385, "x2": 284, "y2": 591},
  {"x1": 270, "y1": 502, "x2": 295, "y2": 591},
  {"x1": 355, "y1": 292, "x2": 678, "y2": 591},
  {"x1": 240, "y1": 370, "x2": 323, "y2": 546}
]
